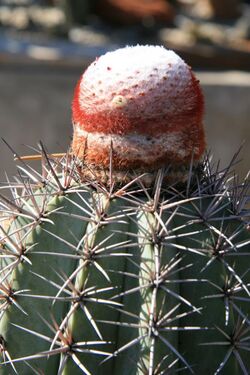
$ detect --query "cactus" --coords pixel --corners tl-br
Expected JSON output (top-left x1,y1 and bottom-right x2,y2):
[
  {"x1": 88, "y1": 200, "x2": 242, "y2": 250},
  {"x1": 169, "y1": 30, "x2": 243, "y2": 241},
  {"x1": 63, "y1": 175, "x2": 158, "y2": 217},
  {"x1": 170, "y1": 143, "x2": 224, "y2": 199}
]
[{"x1": 0, "y1": 46, "x2": 249, "y2": 375}]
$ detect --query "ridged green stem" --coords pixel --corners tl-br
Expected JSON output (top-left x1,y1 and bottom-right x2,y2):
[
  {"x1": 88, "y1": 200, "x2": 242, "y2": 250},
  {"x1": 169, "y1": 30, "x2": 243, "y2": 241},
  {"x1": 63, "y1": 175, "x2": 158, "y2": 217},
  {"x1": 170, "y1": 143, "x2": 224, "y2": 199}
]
[{"x1": 0, "y1": 181, "x2": 249, "y2": 374}]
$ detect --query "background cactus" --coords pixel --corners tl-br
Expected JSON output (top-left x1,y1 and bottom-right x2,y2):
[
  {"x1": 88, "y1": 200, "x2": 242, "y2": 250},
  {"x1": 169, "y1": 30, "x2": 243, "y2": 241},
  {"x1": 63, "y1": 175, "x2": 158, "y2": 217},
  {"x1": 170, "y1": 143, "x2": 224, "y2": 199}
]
[{"x1": 0, "y1": 46, "x2": 249, "y2": 375}]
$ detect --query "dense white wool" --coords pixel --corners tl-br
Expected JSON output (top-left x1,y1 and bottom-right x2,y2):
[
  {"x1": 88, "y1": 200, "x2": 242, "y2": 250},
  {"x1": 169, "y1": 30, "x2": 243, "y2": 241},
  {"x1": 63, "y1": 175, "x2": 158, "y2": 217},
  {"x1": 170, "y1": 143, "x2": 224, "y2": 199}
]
[
  {"x1": 74, "y1": 124, "x2": 193, "y2": 160},
  {"x1": 78, "y1": 45, "x2": 193, "y2": 117}
]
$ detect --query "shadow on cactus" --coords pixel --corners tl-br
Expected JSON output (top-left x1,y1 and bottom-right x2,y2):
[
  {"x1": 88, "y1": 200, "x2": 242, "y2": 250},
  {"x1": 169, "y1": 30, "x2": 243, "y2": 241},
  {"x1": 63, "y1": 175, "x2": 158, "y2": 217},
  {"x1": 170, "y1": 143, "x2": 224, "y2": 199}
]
[{"x1": 0, "y1": 45, "x2": 249, "y2": 375}]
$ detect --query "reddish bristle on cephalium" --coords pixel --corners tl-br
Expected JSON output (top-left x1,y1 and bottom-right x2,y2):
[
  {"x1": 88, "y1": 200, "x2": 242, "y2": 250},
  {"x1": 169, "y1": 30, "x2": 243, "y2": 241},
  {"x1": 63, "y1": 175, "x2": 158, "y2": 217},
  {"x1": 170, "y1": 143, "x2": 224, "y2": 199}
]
[{"x1": 72, "y1": 45, "x2": 205, "y2": 178}]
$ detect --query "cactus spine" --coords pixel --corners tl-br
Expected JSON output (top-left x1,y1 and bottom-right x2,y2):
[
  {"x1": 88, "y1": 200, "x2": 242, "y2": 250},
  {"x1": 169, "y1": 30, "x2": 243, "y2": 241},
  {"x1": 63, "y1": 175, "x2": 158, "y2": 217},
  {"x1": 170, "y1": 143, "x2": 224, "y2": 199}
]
[{"x1": 0, "y1": 45, "x2": 249, "y2": 374}]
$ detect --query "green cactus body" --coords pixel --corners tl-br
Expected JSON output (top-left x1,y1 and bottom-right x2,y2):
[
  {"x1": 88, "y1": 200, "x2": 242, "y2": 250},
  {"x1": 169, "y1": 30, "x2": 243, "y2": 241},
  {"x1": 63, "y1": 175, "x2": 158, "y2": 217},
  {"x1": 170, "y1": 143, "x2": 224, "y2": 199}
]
[{"x1": 0, "y1": 155, "x2": 249, "y2": 375}]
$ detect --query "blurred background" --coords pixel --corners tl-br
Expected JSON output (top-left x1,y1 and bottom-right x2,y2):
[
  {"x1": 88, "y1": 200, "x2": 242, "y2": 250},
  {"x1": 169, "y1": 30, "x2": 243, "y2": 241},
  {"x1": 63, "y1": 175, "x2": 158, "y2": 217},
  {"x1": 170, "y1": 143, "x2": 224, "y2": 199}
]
[{"x1": 0, "y1": 0, "x2": 249, "y2": 186}]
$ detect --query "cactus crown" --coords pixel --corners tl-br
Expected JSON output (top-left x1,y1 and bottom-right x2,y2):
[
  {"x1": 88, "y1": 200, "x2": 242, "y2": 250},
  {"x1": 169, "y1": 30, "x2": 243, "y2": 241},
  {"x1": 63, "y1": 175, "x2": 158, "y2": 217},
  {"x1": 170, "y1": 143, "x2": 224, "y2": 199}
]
[{"x1": 72, "y1": 45, "x2": 205, "y2": 184}]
